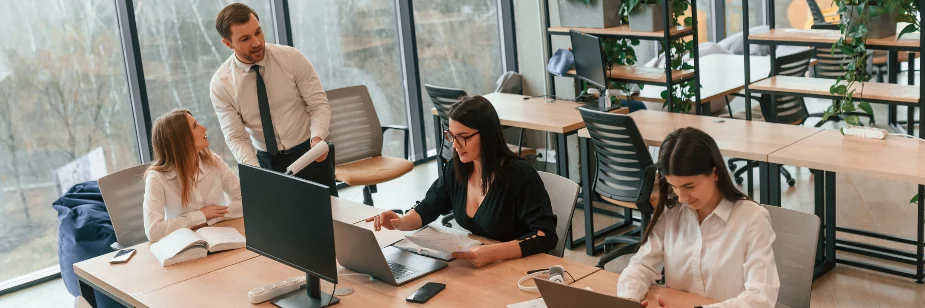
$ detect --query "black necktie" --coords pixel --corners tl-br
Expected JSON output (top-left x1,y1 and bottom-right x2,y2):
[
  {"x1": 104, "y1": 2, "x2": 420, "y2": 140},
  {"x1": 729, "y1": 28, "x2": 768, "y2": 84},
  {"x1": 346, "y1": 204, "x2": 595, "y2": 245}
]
[{"x1": 252, "y1": 65, "x2": 278, "y2": 156}]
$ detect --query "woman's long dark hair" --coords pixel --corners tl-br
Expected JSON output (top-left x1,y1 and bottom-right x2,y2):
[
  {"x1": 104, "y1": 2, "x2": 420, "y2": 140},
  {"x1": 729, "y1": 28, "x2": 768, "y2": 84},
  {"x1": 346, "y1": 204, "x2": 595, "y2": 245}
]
[
  {"x1": 448, "y1": 96, "x2": 521, "y2": 194},
  {"x1": 640, "y1": 127, "x2": 750, "y2": 243}
]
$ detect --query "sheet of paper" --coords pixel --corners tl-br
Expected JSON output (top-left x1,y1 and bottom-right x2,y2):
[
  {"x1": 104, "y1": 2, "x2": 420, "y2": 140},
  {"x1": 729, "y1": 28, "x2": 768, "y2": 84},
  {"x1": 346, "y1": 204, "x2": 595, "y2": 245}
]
[
  {"x1": 507, "y1": 298, "x2": 546, "y2": 308},
  {"x1": 404, "y1": 226, "x2": 481, "y2": 253}
]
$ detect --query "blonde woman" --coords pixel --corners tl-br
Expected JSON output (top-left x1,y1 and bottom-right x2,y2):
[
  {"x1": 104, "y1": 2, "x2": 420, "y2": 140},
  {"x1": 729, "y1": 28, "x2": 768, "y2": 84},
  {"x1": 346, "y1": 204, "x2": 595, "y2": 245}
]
[{"x1": 143, "y1": 109, "x2": 242, "y2": 242}]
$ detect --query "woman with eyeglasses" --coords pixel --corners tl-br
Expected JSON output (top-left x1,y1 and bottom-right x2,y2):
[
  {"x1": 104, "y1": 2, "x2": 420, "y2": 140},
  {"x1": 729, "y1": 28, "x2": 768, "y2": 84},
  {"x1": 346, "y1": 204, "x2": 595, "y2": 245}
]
[
  {"x1": 367, "y1": 96, "x2": 557, "y2": 268},
  {"x1": 617, "y1": 127, "x2": 779, "y2": 308}
]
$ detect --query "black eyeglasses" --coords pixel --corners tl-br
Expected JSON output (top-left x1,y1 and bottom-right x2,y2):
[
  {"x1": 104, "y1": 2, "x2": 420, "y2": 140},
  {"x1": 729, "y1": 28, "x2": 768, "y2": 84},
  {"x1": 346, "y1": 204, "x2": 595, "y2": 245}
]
[{"x1": 443, "y1": 130, "x2": 480, "y2": 146}]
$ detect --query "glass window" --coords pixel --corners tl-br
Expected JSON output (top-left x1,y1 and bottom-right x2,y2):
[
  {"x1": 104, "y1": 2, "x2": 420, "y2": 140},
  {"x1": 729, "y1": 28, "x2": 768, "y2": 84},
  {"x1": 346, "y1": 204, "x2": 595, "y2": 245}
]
[
  {"x1": 288, "y1": 0, "x2": 408, "y2": 158},
  {"x1": 0, "y1": 0, "x2": 138, "y2": 283},
  {"x1": 725, "y1": 0, "x2": 825, "y2": 35},
  {"x1": 134, "y1": 0, "x2": 276, "y2": 169},
  {"x1": 413, "y1": 0, "x2": 504, "y2": 151}
]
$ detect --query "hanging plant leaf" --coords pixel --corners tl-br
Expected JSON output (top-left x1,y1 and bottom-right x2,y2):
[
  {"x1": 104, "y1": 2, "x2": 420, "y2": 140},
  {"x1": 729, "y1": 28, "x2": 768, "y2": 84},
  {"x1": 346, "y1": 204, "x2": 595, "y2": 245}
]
[
  {"x1": 830, "y1": 84, "x2": 848, "y2": 95},
  {"x1": 858, "y1": 101, "x2": 874, "y2": 115},
  {"x1": 911, "y1": 194, "x2": 919, "y2": 204},
  {"x1": 898, "y1": 24, "x2": 918, "y2": 40},
  {"x1": 845, "y1": 115, "x2": 861, "y2": 126}
]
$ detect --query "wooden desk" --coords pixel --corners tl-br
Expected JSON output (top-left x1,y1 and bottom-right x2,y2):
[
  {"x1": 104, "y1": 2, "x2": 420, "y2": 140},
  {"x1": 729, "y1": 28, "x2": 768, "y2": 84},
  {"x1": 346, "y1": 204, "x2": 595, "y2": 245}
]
[
  {"x1": 431, "y1": 92, "x2": 628, "y2": 178},
  {"x1": 548, "y1": 25, "x2": 694, "y2": 40},
  {"x1": 769, "y1": 130, "x2": 925, "y2": 281},
  {"x1": 750, "y1": 75, "x2": 920, "y2": 106},
  {"x1": 338, "y1": 253, "x2": 600, "y2": 307},
  {"x1": 749, "y1": 28, "x2": 921, "y2": 51},
  {"x1": 74, "y1": 219, "x2": 257, "y2": 307},
  {"x1": 636, "y1": 54, "x2": 772, "y2": 106},
  {"x1": 75, "y1": 197, "x2": 397, "y2": 307},
  {"x1": 579, "y1": 110, "x2": 822, "y2": 161},
  {"x1": 569, "y1": 270, "x2": 718, "y2": 307},
  {"x1": 136, "y1": 257, "x2": 409, "y2": 308}
]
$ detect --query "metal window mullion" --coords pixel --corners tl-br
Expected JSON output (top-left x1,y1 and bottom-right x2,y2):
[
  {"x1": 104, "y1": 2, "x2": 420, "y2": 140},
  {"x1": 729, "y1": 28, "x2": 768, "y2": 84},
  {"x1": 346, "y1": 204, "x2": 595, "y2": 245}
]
[{"x1": 114, "y1": 0, "x2": 152, "y2": 163}]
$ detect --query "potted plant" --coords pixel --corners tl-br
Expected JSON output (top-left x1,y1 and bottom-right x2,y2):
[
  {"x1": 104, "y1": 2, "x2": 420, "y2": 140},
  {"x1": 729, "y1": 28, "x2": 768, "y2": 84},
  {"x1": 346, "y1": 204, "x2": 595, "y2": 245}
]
[
  {"x1": 840, "y1": 0, "x2": 901, "y2": 39},
  {"x1": 625, "y1": 0, "x2": 672, "y2": 32},
  {"x1": 558, "y1": 0, "x2": 622, "y2": 29}
]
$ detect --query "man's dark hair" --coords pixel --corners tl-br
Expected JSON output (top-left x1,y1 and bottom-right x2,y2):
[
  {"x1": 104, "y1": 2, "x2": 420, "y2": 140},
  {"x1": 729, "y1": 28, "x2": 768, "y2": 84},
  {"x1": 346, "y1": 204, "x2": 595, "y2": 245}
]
[{"x1": 216, "y1": 3, "x2": 259, "y2": 40}]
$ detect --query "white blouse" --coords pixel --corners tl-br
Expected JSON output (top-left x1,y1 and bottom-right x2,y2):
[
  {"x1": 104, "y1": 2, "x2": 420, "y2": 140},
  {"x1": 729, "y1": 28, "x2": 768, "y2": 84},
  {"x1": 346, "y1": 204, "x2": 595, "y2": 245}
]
[
  {"x1": 617, "y1": 198, "x2": 780, "y2": 307},
  {"x1": 143, "y1": 152, "x2": 242, "y2": 242}
]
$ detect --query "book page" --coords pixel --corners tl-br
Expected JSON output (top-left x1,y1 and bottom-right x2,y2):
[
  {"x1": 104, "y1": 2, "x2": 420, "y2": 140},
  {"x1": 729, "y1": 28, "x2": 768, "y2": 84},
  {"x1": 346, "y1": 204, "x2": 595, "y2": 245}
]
[
  {"x1": 392, "y1": 238, "x2": 454, "y2": 261},
  {"x1": 150, "y1": 228, "x2": 205, "y2": 263},
  {"x1": 195, "y1": 227, "x2": 245, "y2": 252}
]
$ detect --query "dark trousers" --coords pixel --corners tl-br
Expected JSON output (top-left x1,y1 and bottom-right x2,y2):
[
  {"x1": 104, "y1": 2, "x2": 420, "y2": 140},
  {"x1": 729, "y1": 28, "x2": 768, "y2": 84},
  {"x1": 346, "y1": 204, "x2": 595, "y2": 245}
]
[{"x1": 256, "y1": 140, "x2": 338, "y2": 197}]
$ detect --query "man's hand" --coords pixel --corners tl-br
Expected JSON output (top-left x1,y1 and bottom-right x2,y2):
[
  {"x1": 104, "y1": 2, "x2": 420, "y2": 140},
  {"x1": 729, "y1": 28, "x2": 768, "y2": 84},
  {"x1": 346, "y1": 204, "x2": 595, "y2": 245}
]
[{"x1": 310, "y1": 137, "x2": 328, "y2": 162}]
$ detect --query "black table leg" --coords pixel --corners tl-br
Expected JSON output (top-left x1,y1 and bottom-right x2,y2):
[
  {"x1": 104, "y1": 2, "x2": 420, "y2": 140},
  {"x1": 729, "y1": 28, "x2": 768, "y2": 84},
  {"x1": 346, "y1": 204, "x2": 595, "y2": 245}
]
[{"x1": 556, "y1": 133, "x2": 570, "y2": 179}]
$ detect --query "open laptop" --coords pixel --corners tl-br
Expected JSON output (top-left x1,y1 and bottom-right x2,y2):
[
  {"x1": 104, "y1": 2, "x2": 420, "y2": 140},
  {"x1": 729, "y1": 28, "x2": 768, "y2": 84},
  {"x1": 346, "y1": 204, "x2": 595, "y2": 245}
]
[
  {"x1": 535, "y1": 278, "x2": 644, "y2": 308},
  {"x1": 332, "y1": 220, "x2": 447, "y2": 285}
]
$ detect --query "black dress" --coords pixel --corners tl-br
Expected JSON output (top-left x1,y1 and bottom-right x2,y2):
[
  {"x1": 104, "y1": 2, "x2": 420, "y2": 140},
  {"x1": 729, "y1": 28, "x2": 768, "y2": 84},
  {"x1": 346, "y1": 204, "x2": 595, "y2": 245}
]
[{"x1": 414, "y1": 159, "x2": 558, "y2": 257}]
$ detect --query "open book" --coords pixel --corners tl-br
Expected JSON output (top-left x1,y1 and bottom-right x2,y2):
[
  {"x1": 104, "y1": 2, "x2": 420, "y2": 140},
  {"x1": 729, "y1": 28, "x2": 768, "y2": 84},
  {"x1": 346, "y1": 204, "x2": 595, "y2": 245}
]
[{"x1": 150, "y1": 227, "x2": 245, "y2": 267}]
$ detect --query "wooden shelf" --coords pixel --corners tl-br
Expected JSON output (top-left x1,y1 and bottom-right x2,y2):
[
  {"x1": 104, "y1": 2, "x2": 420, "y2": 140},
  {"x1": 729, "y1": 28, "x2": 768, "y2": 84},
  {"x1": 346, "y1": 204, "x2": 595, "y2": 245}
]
[
  {"x1": 565, "y1": 65, "x2": 695, "y2": 85},
  {"x1": 750, "y1": 76, "x2": 920, "y2": 105},
  {"x1": 748, "y1": 29, "x2": 920, "y2": 50},
  {"x1": 548, "y1": 25, "x2": 694, "y2": 40}
]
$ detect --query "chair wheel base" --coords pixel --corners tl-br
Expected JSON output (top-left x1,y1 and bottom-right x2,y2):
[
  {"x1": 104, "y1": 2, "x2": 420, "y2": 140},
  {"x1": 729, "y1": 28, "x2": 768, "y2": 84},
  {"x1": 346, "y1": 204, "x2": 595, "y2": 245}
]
[
  {"x1": 735, "y1": 177, "x2": 744, "y2": 185},
  {"x1": 787, "y1": 179, "x2": 796, "y2": 187}
]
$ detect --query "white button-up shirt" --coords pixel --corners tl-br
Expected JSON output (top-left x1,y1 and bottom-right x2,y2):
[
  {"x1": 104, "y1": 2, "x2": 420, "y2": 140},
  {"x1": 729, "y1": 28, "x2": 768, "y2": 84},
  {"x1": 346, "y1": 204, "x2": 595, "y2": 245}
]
[
  {"x1": 210, "y1": 43, "x2": 331, "y2": 166},
  {"x1": 617, "y1": 198, "x2": 780, "y2": 307},
  {"x1": 142, "y1": 152, "x2": 243, "y2": 243}
]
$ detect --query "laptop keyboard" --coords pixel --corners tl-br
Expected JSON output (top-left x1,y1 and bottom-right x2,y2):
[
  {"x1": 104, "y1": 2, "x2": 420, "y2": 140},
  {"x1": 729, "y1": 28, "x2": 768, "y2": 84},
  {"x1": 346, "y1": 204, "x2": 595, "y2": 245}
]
[{"x1": 388, "y1": 261, "x2": 420, "y2": 280}]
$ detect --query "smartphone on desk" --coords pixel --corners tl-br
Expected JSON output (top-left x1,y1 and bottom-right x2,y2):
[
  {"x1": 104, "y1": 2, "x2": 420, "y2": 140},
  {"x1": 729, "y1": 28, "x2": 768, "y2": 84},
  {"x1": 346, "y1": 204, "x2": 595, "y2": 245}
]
[
  {"x1": 110, "y1": 249, "x2": 136, "y2": 264},
  {"x1": 406, "y1": 282, "x2": 445, "y2": 303}
]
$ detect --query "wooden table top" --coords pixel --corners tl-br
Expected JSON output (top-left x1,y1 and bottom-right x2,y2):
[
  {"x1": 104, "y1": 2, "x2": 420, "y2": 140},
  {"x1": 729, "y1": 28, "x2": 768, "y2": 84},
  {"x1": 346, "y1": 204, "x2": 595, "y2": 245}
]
[
  {"x1": 73, "y1": 218, "x2": 257, "y2": 307},
  {"x1": 430, "y1": 92, "x2": 628, "y2": 134},
  {"x1": 568, "y1": 269, "x2": 718, "y2": 307},
  {"x1": 769, "y1": 129, "x2": 925, "y2": 185},
  {"x1": 565, "y1": 65, "x2": 695, "y2": 84},
  {"x1": 578, "y1": 110, "x2": 822, "y2": 161},
  {"x1": 338, "y1": 252, "x2": 601, "y2": 307},
  {"x1": 636, "y1": 54, "x2": 772, "y2": 104},
  {"x1": 74, "y1": 197, "x2": 390, "y2": 306},
  {"x1": 749, "y1": 28, "x2": 921, "y2": 50},
  {"x1": 136, "y1": 257, "x2": 410, "y2": 308},
  {"x1": 750, "y1": 76, "x2": 920, "y2": 105},
  {"x1": 548, "y1": 25, "x2": 694, "y2": 39}
]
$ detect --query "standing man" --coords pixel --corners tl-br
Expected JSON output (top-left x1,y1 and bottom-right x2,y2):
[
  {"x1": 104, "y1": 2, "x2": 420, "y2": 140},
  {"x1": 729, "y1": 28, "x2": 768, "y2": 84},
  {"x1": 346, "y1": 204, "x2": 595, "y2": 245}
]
[{"x1": 210, "y1": 3, "x2": 337, "y2": 195}]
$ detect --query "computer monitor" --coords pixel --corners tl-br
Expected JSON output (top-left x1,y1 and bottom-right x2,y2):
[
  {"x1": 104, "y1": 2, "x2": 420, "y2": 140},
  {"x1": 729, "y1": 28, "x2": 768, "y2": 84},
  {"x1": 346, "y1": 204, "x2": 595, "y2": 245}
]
[
  {"x1": 569, "y1": 29, "x2": 608, "y2": 90},
  {"x1": 240, "y1": 164, "x2": 340, "y2": 308}
]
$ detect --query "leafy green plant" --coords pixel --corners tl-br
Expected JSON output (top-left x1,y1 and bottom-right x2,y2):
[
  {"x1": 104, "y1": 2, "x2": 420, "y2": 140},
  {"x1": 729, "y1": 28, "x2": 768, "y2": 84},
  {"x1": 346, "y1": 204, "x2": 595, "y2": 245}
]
[{"x1": 825, "y1": 0, "x2": 918, "y2": 126}]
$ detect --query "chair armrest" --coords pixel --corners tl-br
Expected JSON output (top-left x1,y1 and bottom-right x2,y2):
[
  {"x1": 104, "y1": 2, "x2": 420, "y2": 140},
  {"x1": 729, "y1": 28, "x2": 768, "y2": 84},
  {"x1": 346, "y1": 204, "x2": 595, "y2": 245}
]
[
  {"x1": 382, "y1": 125, "x2": 410, "y2": 160},
  {"x1": 596, "y1": 243, "x2": 639, "y2": 268}
]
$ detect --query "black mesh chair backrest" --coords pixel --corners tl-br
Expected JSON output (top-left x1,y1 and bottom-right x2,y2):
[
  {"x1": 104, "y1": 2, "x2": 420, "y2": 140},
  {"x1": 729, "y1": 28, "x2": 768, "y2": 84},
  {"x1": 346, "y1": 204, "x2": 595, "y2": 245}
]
[
  {"x1": 813, "y1": 46, "x2": 870, "y2": 80},
  {"x1": 579, "y1": 108, "x2": 655, "y2": 215},
  {"x1": 424, "y1": 84, "x2": 468, "y2": 162},
  {"x1": 807, "y1": 0, "x2": 827, "y2": 24},
  {"x1": 761, "y1": 48, "x2": 813, "y2": 124}
]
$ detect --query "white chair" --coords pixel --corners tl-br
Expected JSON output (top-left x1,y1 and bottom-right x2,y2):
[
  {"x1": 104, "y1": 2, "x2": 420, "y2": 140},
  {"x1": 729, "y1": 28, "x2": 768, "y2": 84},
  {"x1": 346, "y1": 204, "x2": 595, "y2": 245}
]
[
  {"x1": 537, "y1": 171, "x2": 578, "y2": 258},
  {"x1": 98, "y1": 163, "x2": 150, "y2": 249},
  {"x1": 763, "y1": 205, "x2": 820, "y2": 308}
]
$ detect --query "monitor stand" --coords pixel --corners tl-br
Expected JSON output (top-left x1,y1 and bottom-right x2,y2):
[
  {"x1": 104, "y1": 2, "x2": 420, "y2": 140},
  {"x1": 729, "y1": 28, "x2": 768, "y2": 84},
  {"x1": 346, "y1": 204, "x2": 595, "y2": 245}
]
[
  {"x1": 273, "y1": 274, "x2": 340, "y2": 308},
  {"x1": 577, "y1": 89, "x2": 623, "y2": 113}
]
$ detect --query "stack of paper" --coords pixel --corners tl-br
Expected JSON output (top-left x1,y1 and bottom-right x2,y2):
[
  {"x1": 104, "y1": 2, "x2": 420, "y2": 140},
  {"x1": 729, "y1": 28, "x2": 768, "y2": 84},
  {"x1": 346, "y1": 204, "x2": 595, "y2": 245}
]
[{"x1": 403, "y1": 225, "x2": 481, "y2": 253}]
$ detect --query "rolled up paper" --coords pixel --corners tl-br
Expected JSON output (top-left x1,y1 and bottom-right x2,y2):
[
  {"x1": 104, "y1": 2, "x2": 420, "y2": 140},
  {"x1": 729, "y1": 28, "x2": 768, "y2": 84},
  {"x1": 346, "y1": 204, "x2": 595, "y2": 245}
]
[{"x1": 286, "y1": 141, "x2": 329, "y2": 175}]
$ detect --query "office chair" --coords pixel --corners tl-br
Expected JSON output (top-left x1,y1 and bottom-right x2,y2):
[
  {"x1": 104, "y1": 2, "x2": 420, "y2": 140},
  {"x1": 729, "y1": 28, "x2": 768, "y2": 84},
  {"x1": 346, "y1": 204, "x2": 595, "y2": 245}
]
[
  {"x1": 538, "y1": 171, "x2": 579, "y2": 258},
  {"x1": 764, "y1": 205, "x2": 821, "y2": 308},
  {"x1": 326, "y1": 85, "x2": 413, "y2": 207},
  {"x1": 579, "y1": 108, "x2": 657, "y2": 257},
  {"x1": 727, "y1": 48, "x2": 814, "y2": 187},
  {"x1": 99, "y1": 163, "x2": 152, "y2": 250}
]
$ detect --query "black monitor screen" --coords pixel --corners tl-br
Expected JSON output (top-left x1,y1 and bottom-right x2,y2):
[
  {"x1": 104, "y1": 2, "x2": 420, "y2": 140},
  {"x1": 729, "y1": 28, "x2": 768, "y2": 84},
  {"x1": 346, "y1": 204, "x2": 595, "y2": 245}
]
[
  {"x1": 570, "y1": 30, "x2": 608, "y2": 89},
  {"x1": 240, "y1": 164, "x2": 337, "y2": 284}
]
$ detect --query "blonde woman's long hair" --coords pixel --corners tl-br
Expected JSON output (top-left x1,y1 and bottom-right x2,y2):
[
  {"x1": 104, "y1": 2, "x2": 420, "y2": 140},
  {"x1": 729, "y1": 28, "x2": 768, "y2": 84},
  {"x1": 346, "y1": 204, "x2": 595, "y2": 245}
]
[{"x1": 148, "y1": 109, "x2": 219, "y2": 207}]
